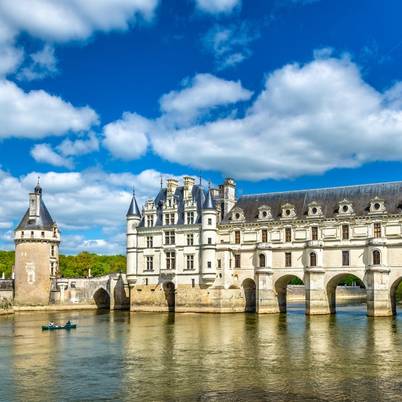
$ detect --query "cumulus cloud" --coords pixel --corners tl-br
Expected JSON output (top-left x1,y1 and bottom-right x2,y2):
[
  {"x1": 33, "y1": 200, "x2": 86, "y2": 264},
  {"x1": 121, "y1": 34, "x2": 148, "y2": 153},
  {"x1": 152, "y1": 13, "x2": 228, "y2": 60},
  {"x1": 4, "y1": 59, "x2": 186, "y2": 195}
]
[
  {"x1": 160, "y1": 73, "x2": 252, "y2": 121},
  {"x1": 0, "y1": 168, "x2": 185, "y2": 254},
  {"x1": 195, "y1": 0, "x2": 241, "y2": 14},
  {"x1": 0, "y1": 44, "x2": 23, "y2": 76},
  {"x1": 17, "y1": 44, "x2": 58, "y2": 81},
  {"x1": 57, "y1": 133, "x2": 100, "y2": 157},
  {"x1": 203, "y1": 22, "x2": 259, "y2": 70},
  {"x1": 105, "y1": 55, "x2": 402, "y2": 180},
  {"x1": 103, "y1": 112, "x2": 150, "y2": 160},
  {"x1": 0, "y1": 79, "x2": 98, "y2": 139},
  {"x1": 31, "y1": 143, "x2": 74, "y2": 169}
]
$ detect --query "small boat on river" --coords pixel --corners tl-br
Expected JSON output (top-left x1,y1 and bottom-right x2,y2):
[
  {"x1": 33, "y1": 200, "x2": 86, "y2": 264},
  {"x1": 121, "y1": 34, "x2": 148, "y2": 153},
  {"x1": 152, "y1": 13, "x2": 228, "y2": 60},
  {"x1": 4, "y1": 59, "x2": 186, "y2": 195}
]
[{"x1": 42, "y1": 321, "x2": 77, "y2": 331}]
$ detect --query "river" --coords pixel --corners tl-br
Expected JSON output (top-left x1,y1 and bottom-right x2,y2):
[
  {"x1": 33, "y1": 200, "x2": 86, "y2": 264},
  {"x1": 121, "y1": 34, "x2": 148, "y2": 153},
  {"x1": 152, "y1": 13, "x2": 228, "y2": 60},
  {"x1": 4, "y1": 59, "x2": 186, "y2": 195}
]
[{"x1": 1, "y1": 304, "x2": 402, "y2": 401}]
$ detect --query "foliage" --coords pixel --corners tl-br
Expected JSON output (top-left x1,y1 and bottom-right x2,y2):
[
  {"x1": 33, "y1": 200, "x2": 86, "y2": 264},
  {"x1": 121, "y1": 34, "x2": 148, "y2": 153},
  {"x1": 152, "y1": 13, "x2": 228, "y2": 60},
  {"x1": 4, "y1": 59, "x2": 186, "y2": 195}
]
[
  {"x1": 0, "y1": 250, "x2": 126, "y2": 279},
  {"x1": 0, "y1": 298, "x2": 12, "y2": 310}
]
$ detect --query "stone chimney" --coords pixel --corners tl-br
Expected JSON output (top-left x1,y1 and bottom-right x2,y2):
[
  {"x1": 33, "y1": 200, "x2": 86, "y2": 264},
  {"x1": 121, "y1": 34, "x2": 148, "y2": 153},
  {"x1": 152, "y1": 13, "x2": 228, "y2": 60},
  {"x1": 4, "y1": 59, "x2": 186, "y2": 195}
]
[
  {"x1": 183, "y1": 176, "x2": 195, "y2": 199},
  {"x1": 167, "y1": 178, "x2": 179, "y2": 195}
]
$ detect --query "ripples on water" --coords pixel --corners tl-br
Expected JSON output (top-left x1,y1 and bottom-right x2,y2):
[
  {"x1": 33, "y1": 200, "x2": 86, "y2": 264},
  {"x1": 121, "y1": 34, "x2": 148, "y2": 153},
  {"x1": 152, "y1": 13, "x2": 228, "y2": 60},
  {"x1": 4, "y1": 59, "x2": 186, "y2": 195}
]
[{"x1": 1, "y1": 304, "x2": 402, "y2": 402}]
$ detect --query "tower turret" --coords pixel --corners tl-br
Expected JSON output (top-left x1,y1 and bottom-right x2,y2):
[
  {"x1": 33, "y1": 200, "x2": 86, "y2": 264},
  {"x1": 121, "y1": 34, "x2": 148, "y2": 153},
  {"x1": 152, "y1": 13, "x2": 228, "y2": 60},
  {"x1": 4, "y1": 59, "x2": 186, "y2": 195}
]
[
  {"x1": 201, "y1": 188, "x2": 217, "y2": 286},
  {"x1": 126, "y1": 190, "x2": 141, "y2": 285},
  {"x1": 14, "y1": 182, "x2": 60, "y2": 305}
]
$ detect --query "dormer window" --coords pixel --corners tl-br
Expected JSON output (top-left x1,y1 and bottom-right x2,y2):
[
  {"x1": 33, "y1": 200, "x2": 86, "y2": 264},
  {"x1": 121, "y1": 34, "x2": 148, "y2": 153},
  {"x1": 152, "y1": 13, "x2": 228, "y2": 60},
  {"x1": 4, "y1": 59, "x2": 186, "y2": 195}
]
[
  {"x1": 281, "y1": 203, "x2": 296, "y2": 219},
  {"x1": 258, "y1": 205, "x2": 272, "y2": 221},
  {"x1": 338, "y1": 199, "x2": 354, "y2": 216},
  {"x1": 146, "y1": 215, "x2": 154, "y2": 227},
  {"x1": 307, "y1": 201, "x2": 323, "y2": 218},
  {"x1": 369, "y1": 197, "x2": 386, "y2": 214},
  {"x1": 231, "y1": 207, "x2": 245, "y2": 222}
]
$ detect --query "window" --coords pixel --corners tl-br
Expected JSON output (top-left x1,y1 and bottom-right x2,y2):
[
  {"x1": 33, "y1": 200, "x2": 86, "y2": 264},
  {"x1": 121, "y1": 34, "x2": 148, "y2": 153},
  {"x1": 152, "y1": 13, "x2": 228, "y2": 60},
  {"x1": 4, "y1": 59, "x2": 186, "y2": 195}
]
[
  {"x1": 166, "y1": 252, "x2": 176, "y2": 270},
  {"x1": 21, "y1": 231, "x2": 24, "y2": 238},
  {"x1": 342, "y1": 225, "x2": 349, "y2": 240},
  {"x1": 261, "y1": 229, "x2": 268, "y2": 243},
  {"x1": 192, "y1": 279, "x2": 195, "y2": 288},
  {"x1": 53, "y1": 227, "x2": 57, "y2": 237},
  {"x1": 146, "y1": 256, "x2": 153, "y2": 271},
  {"x1": 208, "y1": 218, "x2": 212, "y2": 225},
  {"x1": 208, "y1": 237, "x2": 212, "y2": 245},
  {"x1": 235, "y1": 254, "x2": 241, "y2": 268},
  {"x1": 186, "y1": 255, "x2": 194, "y2": 270},
  {"x1": 374, "y1": 223, "x2": 381, "y2": 238},
  {"x1": 207, "y1": 261, "x2": 212, "y2": 268},
  {"x1": 342, "y1": 251, "x2": 350, "y2": 266},
  {"x1": 41, "y1": 231, "x2": 45, "y2": 238},
  {"x1": 187, "y1": 212, "x2": 195, "y2": 224},
  {"x1": 373, "y1": 250, "x2": 381, "y2": 265},
  {"x1": 187, "y1": 234, "x2": 194, "y2": 246},
  {"x1": 235, "y1": 231, "x2": 241, "y2": 244},
  {"x1": 285, "y1": 227, "x2": 292, "y2": 242},
  {"x1": 312, "y1": 226, "x2": 318, "y2": 241},
  {"x1": 51, "y1": 245, "x2": 55, "y2": 257},
  {"x1": 309, "y1": 252, "x2": 317, "y2": 267},
  {"x1": 165, "y1": 213, "x2": 175, "y2": 225},
  {"x1": 165, "y1": 231, "x2": 175, "y2": 245},
  {"x1": 259, "y1": 254, "x2": 266, "y2": 268},
  {"x1": 145, "y1": 278, "x2": 148, "y2": 286},
  {"x1": 217, "y1": 259, "x2": 222, "y2": 269},
  {"x1": 147, "y1": 236, "x2": 153, "y2": 248},
  {"x1": 285, "y1": 252, "x2": 292, "y2": 267},
  {"x1": 146, "y1": 215, "x2": 154, "y2": 227},
  {"x1": 50, "y1": 262, "x2": 55, "y2": 276},
  {"x1": 31, "y1": 231, "x2": 34, "y2": 238}
]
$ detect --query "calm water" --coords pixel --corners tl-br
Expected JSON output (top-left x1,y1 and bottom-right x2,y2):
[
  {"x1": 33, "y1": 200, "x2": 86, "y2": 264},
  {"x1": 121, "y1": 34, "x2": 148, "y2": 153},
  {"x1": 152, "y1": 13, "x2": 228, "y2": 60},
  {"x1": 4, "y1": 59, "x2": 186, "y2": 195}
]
[{"x1": 1, "y1": 304, "x2": 402, "y2": 402}]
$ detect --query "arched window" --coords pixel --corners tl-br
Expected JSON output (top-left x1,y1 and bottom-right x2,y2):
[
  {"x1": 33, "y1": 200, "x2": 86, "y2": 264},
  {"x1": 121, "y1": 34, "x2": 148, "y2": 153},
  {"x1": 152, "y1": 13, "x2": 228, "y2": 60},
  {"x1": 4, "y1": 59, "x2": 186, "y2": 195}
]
[
  {"x1": 259, "y1": 254, "x2": 266, "y2": 268},
  {"x1": 373, "y1": 250, "x2": 381, "y2": 265},
  {"x1": 310, "y1": 252, "x2": 317, "y2": 267}
]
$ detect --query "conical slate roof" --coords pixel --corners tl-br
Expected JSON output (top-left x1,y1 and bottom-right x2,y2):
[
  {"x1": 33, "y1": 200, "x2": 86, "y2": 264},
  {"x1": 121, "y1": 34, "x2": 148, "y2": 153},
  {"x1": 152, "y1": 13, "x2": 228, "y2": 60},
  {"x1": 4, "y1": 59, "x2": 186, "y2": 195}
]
[
  {"x1": 203, "y1": 188, "x2": 215, "y2": 210},
  {"x1": 16, "y1": 198, "x2": 55, "y2": 231},
  {"x1": 127, "y1": 193, "x2": 141, "y2": 217}
]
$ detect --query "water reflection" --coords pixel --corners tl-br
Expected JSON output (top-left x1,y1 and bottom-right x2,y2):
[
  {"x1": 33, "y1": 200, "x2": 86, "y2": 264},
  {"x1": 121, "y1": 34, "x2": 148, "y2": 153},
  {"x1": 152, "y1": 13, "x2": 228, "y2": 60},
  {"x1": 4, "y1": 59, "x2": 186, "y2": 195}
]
[{"x1": 1, "y1": 305, "x2": 402, "y2": 401}]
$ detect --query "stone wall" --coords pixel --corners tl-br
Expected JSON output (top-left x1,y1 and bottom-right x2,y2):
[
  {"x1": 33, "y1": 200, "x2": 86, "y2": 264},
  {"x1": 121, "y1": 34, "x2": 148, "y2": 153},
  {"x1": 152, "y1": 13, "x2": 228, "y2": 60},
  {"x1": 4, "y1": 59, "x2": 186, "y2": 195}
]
[{"x1": 287, "y1": 285, "x2": 366, "y2": 301}]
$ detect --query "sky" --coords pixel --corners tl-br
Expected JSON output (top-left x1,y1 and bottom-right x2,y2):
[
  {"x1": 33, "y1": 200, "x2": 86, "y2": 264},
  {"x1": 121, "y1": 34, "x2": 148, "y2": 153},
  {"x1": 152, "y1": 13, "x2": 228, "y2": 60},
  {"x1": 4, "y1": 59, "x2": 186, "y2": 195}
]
[{"x1": 1, "y1": 0, "x2": 402, "y2": 255}]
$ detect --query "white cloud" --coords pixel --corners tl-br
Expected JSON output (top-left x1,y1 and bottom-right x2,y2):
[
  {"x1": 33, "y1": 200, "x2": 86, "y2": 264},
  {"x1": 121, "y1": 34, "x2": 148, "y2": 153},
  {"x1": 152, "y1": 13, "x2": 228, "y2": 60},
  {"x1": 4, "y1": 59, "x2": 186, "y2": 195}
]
[
  {"x1": 160, "y1": 73, "x2": 252, "y2": 120},
  {"x1": 114, "y1": 55, "x2": 402, "y2": 180},
  {"x1": 17, "y1": 44, "x2": 58, "y2": 81},
  {"x1": 103, "y1": 112, "x2": 149, "y2": 160},
  {"x1": 31, "y1": 143, "x2": 74, "y2": 168},
  {"x1": 57, "y1": 132, "x2": 100, "y2": 157},
  {"x1": 0, "y1": 168, "x2": 185, "y2": 254},
  {"x1": 0, "y1": 79, "x2": 98, "y2": 139},
  {"x1": 0, "y1": 44, "x2": 23, "y2": 76},
  {"x1": 202, "y1": 23, "x2": 259, "y2": 70},
  {"x1": 195, "y1": 0, "x2": 241, "y2": 14}
]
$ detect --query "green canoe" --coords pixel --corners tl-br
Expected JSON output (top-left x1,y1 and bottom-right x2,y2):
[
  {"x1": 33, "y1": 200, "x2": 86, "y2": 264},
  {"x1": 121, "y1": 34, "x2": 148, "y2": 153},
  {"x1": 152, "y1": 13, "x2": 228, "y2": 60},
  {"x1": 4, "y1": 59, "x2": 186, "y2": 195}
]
[{"x1": 42, "y1": 324, "x2": 77, "y2": 331}]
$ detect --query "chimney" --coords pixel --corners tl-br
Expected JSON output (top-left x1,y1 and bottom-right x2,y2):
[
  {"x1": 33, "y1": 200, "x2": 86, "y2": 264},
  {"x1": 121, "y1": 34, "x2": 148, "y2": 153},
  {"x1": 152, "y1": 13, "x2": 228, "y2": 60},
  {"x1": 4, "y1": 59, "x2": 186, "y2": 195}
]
[
  {"x1": 183, "y1": 176, "x2": 195, "y2": 199},
  {"x1": 167, "y1": 178, "x2": 179, "y2": 195}
]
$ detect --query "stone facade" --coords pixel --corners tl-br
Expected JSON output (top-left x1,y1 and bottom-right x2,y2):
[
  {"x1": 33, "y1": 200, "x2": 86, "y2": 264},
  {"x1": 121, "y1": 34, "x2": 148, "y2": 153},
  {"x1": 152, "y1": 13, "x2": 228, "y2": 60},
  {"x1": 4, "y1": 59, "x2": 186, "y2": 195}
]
[{"x1": 127, "y1": 178, "x2": 402, "y2": 316}]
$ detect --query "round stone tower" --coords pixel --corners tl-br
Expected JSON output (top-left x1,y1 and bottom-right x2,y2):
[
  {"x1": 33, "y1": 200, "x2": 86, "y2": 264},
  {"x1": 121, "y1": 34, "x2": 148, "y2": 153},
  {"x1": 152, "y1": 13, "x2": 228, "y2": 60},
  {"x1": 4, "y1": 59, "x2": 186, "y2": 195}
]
[
  {"x1": 201, "y1": 188, "x2": 217, "y2": 286},
  {"x1": 13, "y1": 181, "x2": 60, "y2": 306},
  {"x1": 126, "y1": 190, "x2": 141, "y2": 285}
]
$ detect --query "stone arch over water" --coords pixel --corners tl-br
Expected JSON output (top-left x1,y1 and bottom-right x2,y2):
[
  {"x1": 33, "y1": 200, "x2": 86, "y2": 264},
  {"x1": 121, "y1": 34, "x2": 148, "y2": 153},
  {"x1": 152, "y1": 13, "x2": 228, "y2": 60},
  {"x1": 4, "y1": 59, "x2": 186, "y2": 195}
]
[
  {"x1": 274, "y1": 274, "x2": 304, "y2": 313},
  {"x1": 390, "y1": 277, "x2": 402, "y2": 315},
  {"x1": 93, "y1": 287, "x2": 111, "y2": 309},
  {"x1": 325, "y1": 273, "x2": 366, "y2": 314},
  {"x1": 242, "y1": 278, "x2": 256, "y2": 313},
  {"x1": 163, "y1": 281, "x2": 175, "y2": 312}
]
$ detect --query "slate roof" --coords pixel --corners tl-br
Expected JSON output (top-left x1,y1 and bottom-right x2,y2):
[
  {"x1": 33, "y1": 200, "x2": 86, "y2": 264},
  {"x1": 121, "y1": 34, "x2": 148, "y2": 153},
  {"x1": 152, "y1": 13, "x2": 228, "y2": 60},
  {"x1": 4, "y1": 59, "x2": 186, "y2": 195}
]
[
  {"x1": 127, "y1": 194, "x2": 141, "y2": 217},
  {"x1": 139, "y1": 184, "x2": 208, "y2": 227},
  {"x1": 203, "y1": 188, "x2": 215, "y2": 209},
  {"x1": 224, "y1": 181, "x2": 402, "y2": 223},
  {"x1": 16, "y1": 198, "x2": 55, "y2": 230}
]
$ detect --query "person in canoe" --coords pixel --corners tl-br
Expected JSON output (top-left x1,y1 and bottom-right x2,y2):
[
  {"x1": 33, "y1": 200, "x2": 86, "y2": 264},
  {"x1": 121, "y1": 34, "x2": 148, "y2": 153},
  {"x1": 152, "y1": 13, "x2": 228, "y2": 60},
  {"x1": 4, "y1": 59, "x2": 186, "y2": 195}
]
[{"x1": 49, "y1": 321, "x2": 55, "y2": 327}]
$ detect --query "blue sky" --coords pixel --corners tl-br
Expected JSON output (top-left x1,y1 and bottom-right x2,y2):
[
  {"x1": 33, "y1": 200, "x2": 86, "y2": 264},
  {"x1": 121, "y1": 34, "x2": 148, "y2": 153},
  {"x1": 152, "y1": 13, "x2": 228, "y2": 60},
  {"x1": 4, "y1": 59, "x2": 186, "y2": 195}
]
[{"x1": 1, "y1": 0, "x2": 402, "y2": 254}]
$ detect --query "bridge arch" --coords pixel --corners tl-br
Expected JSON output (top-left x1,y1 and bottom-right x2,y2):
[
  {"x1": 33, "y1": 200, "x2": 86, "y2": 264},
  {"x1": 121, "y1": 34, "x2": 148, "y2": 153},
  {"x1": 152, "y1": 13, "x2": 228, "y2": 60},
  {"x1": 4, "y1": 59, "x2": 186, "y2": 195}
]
[
  {"x1": 242, "y1": 278, "x2": 256, "y2": 312},
  {"x1": 390, "y1": 277, "x2": 402, "y2": 315},
  {"x1": 93, "y1": 286, "x2": 111, "y2": 309},
  {"x1": 325, "y1": 273, "x2": 366, "y2": 314},
  {"x1": 274, "y1": 273, "x2": 304, "y2": 313},
  {"x1": 163, "y1": 281, "x2": 175, "y2": 312}
]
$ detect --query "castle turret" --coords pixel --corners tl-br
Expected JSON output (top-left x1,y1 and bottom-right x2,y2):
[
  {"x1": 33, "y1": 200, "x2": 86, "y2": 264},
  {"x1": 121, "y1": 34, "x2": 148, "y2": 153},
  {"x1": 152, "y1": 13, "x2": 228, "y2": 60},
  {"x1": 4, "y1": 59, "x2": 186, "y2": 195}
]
[
  {"x1": 201, "y1": 188, "x2": 217, "y2": 285},
  {"x1": 13, "y1": 181, "x2": 60, "y2": 305},
  {"x1": 126, "y1": 190, "x2": 141, "y2": 285}
]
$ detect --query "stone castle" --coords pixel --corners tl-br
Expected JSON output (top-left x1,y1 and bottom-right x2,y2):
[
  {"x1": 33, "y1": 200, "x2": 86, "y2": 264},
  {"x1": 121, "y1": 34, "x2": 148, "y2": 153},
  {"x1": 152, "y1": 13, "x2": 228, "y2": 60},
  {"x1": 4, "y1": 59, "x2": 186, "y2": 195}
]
[{"x1": 6, "y1": 176, "x2": 402, "y2": 316}]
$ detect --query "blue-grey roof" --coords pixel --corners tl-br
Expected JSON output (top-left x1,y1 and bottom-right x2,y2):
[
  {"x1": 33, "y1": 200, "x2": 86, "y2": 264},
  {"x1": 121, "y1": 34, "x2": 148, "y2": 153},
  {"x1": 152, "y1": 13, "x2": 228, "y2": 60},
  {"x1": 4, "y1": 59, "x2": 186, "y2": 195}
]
[
  {"x1": 203, "y1": 188, "x2": 215, "y2": 209},
  {"x1": 139, "y1": 184, "x2": 209, "y2": 227},
  {"x1": 16, "y1": 198, "x2": 55, "y2": 231},
  {"x1": 224, "y1": 181, "x2": 402, "y2": 223},
  {"x1": 127, "y1": 194, "x2": 141, "y2": 217}
]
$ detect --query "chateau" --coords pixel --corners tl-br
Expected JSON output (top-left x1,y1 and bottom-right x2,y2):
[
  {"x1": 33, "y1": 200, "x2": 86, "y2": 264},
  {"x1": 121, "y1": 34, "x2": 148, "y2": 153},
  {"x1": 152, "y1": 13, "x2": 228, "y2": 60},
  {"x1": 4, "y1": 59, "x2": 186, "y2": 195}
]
[
  {"x1": 127, "y1": 176, "x2": 402, "y2": 316},
  {"x1": 7, "y1": 177, "x2": 402, "y2": 317}
]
